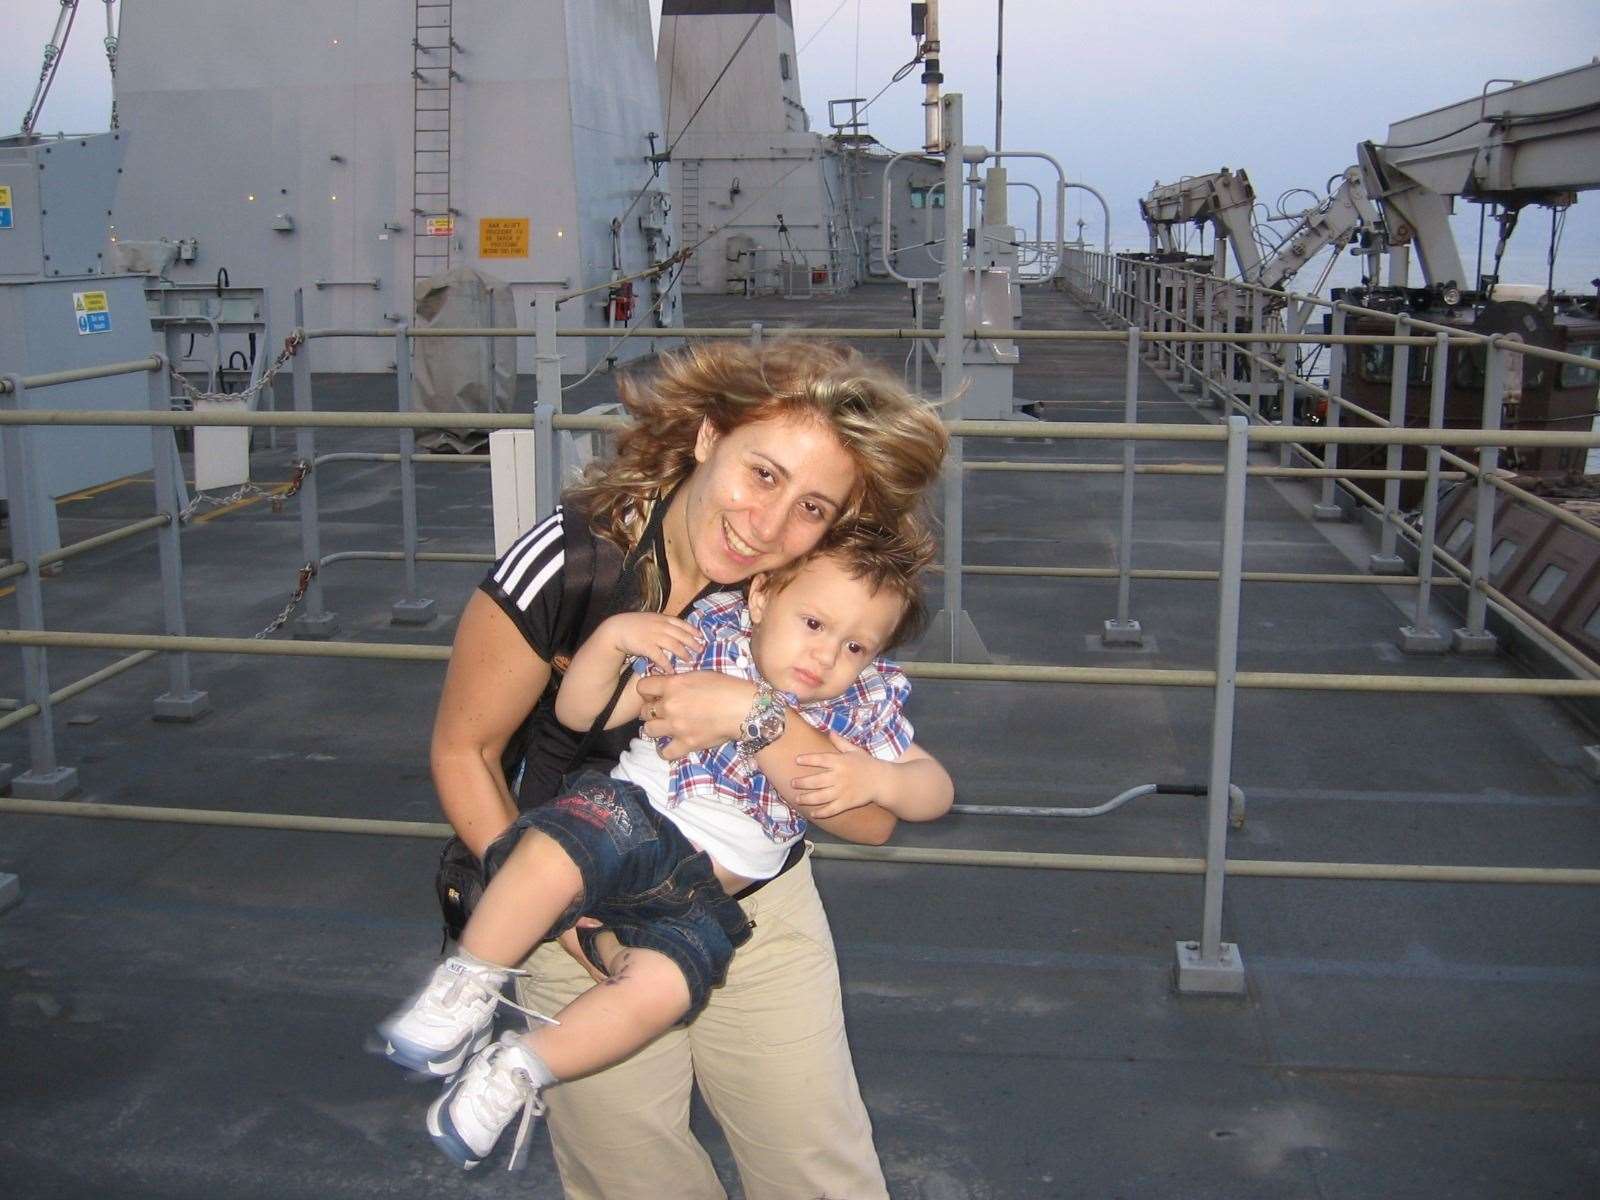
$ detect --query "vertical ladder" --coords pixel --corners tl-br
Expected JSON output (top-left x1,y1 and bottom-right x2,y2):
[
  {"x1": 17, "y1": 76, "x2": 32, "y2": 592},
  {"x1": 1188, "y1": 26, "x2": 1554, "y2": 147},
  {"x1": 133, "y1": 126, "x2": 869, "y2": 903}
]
[
  {"x1": 679, "y1": 159, "x2": 701, "y2": 287},
  {"x1": 412, "y1": 1, "x2": 459, "y2": 301}
]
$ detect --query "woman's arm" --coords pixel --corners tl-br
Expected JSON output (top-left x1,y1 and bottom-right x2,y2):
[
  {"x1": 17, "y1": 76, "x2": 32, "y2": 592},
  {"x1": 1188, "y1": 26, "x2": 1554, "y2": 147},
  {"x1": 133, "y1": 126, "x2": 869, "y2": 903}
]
[
  {"x1": 634, "y1": 670, "x2": 899, "y2": 846},
  {"x1": 430, "y1": 591, "x2": 549, "y2": 858}
]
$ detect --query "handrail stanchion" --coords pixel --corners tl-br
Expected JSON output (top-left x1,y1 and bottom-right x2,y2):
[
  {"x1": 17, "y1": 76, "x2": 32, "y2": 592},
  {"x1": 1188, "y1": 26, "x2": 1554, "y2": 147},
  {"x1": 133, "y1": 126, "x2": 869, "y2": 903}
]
[
  {"x1": 1143, "y1": 266, "x2": 1157, "y2": 361},
  {"x1": 1313, "y1": 308, "x2": 1345, "y2": 520},
  {"x1": 146, "y1": 355, "x2": 210, "y2": 721},
  {"x1": 392, "y1": 325, "x2": 434, "y2": 624},
  {"x1": 933, "y1": 92, "x2": 982, "y2": 662},
  {"x1": 1181, "y1": 273, "x2": 1196, "y2": 390},
  {"x1": 1400, "y1": 332, "x2": 1451, "y2": 653},
  {"x1": 1104, "y1": 328, "x2": 1144, "y2": 646},
  {"x1": 0, "y1": 373, "x2": 77, "y2": 800},
  {"x1": 289, "y1": 290, "x2": 337, "y2": 638},
  {"x1": 1455, "y1": 338, "x2": 1503, "y2": 654},
  {"x1": 1370, "y1": 315, "x2": 1410, "y2": 573},
  {"x1": 1199, "y1": 278, "x2": 1215, "y2": 407},
  {"x1": 1176, "y1": 413, "x2": 1249, "y2": 994},
  {"x1": 1221, "y1": 283, "x2": 1237, "y2": 416},
  {"x1": 532, "y1": 297, "x2": 560, "y2": 519},
  {"x1": 1248, "y1": 291, "x2": 1264, "y2": 421},
  {"x1": 1278, "y1": 301, "x2": 1302, "y2": 468}
]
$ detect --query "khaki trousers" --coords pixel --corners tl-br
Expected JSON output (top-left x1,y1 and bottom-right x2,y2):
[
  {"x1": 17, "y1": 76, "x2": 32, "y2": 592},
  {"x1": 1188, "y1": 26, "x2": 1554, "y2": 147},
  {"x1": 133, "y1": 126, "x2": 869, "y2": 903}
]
[{"x1": 517, "y1": 845, "x2": 888, "y2": 1200}]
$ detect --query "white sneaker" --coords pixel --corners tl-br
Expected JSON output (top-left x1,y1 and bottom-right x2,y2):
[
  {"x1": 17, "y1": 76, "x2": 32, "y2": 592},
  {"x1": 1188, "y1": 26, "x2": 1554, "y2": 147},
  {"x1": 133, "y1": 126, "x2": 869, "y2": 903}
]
[
  {"x1": 378, "y1": 956, "x2": 507, "y2": 1077},
  {"x1": 426, "y1": 1031, "x2": 549, "y2": 1170}
]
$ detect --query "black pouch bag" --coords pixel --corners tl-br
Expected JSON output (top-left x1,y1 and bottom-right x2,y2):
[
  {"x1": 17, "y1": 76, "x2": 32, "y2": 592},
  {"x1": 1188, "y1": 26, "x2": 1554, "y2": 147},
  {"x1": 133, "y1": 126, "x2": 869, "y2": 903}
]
[{"x1": 432, "y1": 500, "x2": 638, "y2": 948}]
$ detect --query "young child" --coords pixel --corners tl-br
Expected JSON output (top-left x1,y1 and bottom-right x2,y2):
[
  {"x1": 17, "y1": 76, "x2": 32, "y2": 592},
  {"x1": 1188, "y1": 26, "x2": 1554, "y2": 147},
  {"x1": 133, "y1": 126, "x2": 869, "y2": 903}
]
[{"x1": 376, "y1": 527, "x2": 953, "y2": 1171}]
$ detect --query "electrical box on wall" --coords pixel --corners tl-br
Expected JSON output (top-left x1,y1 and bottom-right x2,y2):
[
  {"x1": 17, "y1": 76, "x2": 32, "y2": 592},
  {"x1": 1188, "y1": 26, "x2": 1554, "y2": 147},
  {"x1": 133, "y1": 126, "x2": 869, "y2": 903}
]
[{"x1": 0, "y1": 132, "x2": 128, "y2": 280}]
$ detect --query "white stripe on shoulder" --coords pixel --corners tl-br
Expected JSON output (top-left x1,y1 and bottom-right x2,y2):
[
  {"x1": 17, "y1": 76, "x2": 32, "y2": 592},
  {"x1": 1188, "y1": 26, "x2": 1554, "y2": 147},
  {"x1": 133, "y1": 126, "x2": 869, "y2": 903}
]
[
  {"x1": 516, "y1": 550, "x2": 567, "y2": 612},
  {"x1": 495, "y1": 508, "x2": 564, "y2": 593}
]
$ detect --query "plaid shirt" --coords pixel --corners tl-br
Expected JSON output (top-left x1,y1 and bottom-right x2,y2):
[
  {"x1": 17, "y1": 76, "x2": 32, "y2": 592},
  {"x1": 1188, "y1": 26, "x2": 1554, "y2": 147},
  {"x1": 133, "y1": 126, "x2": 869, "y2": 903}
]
[{"x1": 635, "y1": 591, "x2": 914, "y2": 843}]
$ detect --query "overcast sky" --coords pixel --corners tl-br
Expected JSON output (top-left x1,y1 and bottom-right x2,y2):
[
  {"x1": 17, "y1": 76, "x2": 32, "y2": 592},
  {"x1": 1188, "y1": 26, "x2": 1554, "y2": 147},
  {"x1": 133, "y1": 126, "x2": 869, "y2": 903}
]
[{"x1": 5, "y1": 1, "x2": 1599, "y2": 289}]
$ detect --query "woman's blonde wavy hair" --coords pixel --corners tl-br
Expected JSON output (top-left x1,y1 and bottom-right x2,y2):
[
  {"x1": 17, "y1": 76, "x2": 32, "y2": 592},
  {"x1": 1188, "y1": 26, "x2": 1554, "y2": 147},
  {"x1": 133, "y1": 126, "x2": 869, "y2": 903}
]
[{"x1": 565, "y1": 338, "x2": 948, "y2": 610}]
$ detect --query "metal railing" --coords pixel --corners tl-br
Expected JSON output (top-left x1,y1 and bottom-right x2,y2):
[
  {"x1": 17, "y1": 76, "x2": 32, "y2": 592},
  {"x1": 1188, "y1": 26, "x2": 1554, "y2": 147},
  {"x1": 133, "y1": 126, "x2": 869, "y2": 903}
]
[{"x1": 5, "y1": 278, "x2": 1600, "y2": 993}]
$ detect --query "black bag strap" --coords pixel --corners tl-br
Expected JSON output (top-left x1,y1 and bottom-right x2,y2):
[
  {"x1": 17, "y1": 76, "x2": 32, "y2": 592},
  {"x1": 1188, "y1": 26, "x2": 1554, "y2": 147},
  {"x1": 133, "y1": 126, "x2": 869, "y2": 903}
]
[{"x1": 559, "y1": 489, "x2": 679, "y2": 774}]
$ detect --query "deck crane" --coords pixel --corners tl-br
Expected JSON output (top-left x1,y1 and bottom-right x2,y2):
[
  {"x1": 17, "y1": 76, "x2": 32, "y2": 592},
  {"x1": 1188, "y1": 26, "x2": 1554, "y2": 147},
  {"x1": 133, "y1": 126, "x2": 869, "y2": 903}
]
[
  {"x1": 1139, "y1": 167, "x2": 1382, "y2": 300},
  {"x1": 1137, "y1": 168, "x2": 1261, "y2": 281},
  {"x1": 1338, "y1": 61, "x2": 1600, "y2": 496},
  {"x1": 1354, "y1": 59, "x2": 1600, "y2": 303}
]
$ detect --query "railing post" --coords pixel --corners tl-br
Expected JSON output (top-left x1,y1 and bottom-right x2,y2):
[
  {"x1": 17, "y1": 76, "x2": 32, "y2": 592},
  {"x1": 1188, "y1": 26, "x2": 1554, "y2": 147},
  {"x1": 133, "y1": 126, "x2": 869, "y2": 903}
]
[
  {"x1": 1370, "y1": 316, "x2": 1410, "y2": 573},
  {"x1": 749, "y1": 321, "x2": 764, "y2": 347},
  {"x1": 1220, "y1": 284, "x2": 1237, "y2": 416},
  {"x1": 930, "y1": 92, "x2": 984, "y2": 662},
  {"x1": 532, "y1": 296, "x2": 560, "y2": 519},
  {"x1": 1104, "y1": 328, "x2": 1144, "y2": 647},
  {"x1": 146, "y1": 355, "x2": 211, "y2": 721},
  {"x1": 1162, "y1": 269, "x2": 1177, "y2": 375},
  {"x1": 1176, "y1": 413, "x2": 1249, "y2": 996},
  {"x1": 0, "y1": 373, "x2": 77, "y2": 800},
  {"x1": 1248, "y1": 290, "x2": 1264, "y2": 421},
  {"x1": 1278, "y1": 302, "x2": 1301, "y2": 469},
  {"x1": 392, "y1": 325, "x2": 435, "y2": 624},
  {"x1": 1199, "y1": 278, "x2": 1216, "y2": 407},
  {"x1": 1313, "y1": 308, "x2": 1345, "y2": 520},
  {"x1": 1454, "y1": 337, "x2": 1503, "y2": 655},
  {"x1": 289, "y1": 289, "x2": 338, "y2": 638},
  {"x1": 1400, "y1": 331, "x2": 1451, "y2": 654},
  {"x1": 1180, "y1": 274, "x2": 1196, "y2": 390}
]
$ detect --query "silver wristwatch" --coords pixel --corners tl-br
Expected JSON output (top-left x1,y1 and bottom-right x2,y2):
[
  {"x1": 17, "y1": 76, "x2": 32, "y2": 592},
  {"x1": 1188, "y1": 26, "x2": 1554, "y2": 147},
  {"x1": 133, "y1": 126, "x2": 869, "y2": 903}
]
[{"x1": 736, "y1": 681, "x2": 788, "y2": 759}]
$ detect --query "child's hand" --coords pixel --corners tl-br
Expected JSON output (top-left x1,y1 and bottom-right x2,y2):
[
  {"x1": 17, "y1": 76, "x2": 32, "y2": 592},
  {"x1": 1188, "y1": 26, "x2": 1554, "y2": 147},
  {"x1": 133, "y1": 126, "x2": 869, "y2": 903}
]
[
  {"x1": 789, "y1": 730, "x2": 886, "y2": 819},
  {"x1": 601, "y1": 613, "x2": 701, "y2": 673}
]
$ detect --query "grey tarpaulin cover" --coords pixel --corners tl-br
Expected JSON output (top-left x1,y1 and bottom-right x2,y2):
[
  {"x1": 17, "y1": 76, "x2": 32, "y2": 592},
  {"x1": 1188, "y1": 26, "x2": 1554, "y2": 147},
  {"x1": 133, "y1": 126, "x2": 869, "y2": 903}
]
[{"x1": 412, "y1": 266, "x2": 517, "y2": 452}]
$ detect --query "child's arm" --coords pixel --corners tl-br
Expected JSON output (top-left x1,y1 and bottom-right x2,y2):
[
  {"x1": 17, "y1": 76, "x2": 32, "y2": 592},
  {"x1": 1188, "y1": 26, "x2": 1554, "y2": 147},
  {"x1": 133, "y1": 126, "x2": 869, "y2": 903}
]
[
  {"x1": 553, "y1": 612, "x2": 701, "y2": 732},
  {"x1": 790, "y1": 735, "x2": 953, "y2": 822}
]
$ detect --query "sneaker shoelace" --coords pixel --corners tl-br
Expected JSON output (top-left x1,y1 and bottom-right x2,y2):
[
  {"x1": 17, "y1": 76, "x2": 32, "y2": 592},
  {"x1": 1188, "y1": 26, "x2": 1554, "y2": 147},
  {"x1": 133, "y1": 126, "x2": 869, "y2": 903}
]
[
  {"x1": 427, "y1": 962, "x2": 561, "y2": 1028},
  {"x1": 466, "y1": 1044, "x2": 548, "y2": 1171}
]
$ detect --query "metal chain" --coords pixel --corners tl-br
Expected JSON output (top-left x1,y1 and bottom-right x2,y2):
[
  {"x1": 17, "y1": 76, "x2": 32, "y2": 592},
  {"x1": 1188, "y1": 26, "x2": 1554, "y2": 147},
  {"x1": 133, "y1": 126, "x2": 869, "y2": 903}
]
[
  {"x1": 177, "y1": 481, "x2": 275, "y2": 524},
  {"x1": 178, "y1": 459, "x2": 308, "y2": 524},
  {"x1": 255, "y1": 562, "x2": 317, "y2": 639},
  {"x1": 168, "y1": 330, "x2": 303, "y2": 408}
]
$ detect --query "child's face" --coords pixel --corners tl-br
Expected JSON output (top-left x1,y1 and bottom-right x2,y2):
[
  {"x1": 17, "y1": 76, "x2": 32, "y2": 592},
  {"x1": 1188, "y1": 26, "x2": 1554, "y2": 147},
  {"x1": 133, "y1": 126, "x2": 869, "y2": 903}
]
[{"x1": 746, "y1": 556, "x2": 905, "y2": 703}]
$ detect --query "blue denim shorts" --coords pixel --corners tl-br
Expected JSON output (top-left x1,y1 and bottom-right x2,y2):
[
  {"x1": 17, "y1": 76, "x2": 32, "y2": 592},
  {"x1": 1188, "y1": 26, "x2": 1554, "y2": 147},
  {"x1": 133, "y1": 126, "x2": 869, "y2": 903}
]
[{"x1": 483, "y1": 770, "x2": 754, "y2": 1018}]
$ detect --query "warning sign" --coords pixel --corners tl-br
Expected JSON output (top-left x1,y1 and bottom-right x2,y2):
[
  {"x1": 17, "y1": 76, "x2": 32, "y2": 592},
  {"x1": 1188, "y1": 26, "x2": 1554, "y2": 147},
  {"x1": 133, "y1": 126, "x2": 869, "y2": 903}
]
[
  {"x1": 0, "y1": 184, "x2": 12, "y2": 230},
  {"x1": 73, "y1": 290, "x2": 111, "y2": 335},
  {"x1": 479, "y1": 217, "x2": 530, "y2": 259},
  {"x1": 424, "y1": 216, "x2": 455, "y2": 237}
]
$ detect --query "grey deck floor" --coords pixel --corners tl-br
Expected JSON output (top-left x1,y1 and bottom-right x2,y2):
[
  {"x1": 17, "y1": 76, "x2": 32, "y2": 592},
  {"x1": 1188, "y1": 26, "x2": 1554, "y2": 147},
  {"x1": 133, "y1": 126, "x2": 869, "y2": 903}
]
[{"x1": 2, "y1": 283, "x2": 1598, "y2": 1199}]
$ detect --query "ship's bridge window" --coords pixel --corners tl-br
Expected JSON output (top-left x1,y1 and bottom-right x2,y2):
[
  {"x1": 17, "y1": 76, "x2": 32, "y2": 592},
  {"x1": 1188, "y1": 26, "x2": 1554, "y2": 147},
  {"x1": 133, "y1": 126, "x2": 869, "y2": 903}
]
[
  {"x1": 1560, "y1": 342, "x2": 1600, "y2": 389},
  {"x1": 1357, "y1": 343, "x2": 1431, "y2": 385},
  {"x1": 1488, "y1": 538, "x2": 1519, "y2": 576},
  {"x1": 1444, "y1": 518, "x2": 1475, "y2": 556},
  {"x1": 1528, "y1": 563, "x2": 1569, "y2": 606},
  {"x1": 909, "y1": 186, "x2": 945, "y2": 210}
]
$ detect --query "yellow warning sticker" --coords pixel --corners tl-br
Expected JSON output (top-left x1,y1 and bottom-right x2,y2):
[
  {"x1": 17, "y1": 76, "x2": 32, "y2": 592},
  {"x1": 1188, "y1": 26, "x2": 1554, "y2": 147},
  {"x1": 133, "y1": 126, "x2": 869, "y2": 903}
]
[
  {"x1": 424, "y1": 216, "x2": 454, "y2": 237},
  {"x1": 73, "y1": 290, "x2": 112, "y2": 334},
  {"x1": 0, "y1": 184, "x2": 12, "y2": 230},
  {"x1": 479, "y1": 217, "x2": 530, "y2": 258}
]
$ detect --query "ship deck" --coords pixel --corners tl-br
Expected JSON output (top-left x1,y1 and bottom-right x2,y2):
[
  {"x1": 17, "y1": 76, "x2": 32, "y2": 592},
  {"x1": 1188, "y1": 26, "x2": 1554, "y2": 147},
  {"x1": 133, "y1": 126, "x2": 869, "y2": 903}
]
[{"x1": 2, "y1": 283, "x2": 1598, "y2": 1199}]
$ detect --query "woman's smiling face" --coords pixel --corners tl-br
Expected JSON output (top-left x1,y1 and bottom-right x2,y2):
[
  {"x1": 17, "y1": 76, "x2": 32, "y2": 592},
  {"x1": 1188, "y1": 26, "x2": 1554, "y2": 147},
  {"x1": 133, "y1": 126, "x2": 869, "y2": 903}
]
[{"x1": 681, "y1": 414, "x2": 859, "y2": 584}]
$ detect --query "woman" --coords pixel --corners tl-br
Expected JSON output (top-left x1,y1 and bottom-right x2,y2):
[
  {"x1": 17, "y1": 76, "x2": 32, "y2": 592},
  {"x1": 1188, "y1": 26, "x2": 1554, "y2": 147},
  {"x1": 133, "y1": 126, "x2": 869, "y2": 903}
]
[{"x1": 431, "y1": 338, "x2": 947, "y2": 1198}]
